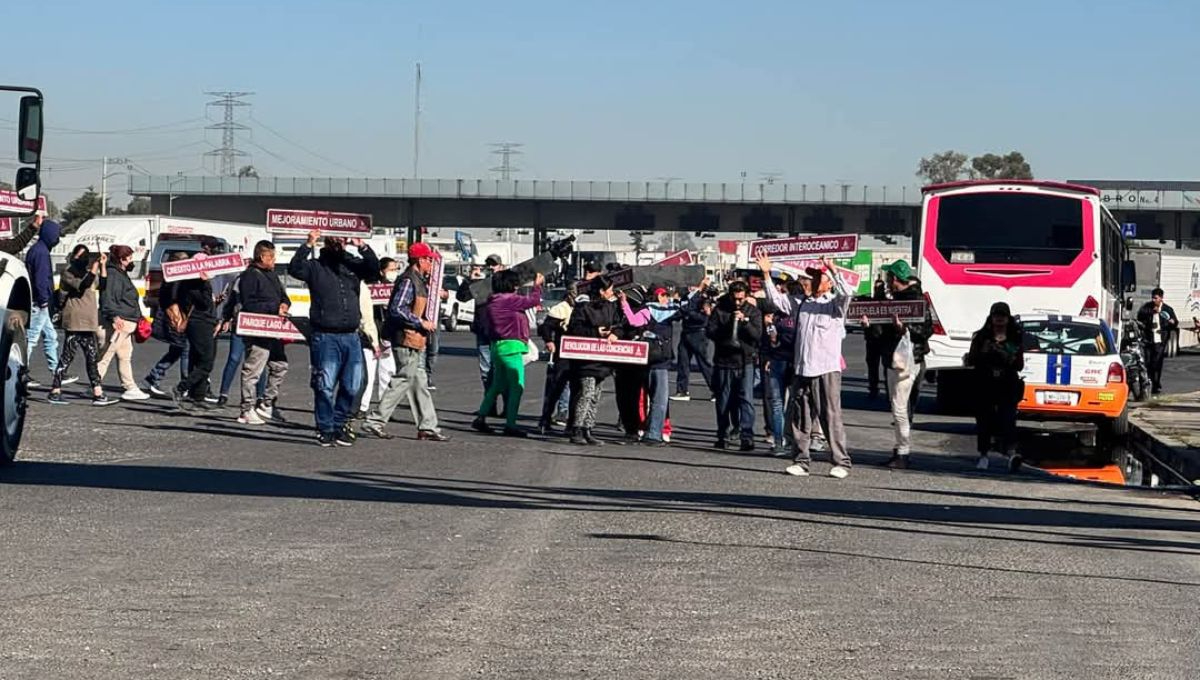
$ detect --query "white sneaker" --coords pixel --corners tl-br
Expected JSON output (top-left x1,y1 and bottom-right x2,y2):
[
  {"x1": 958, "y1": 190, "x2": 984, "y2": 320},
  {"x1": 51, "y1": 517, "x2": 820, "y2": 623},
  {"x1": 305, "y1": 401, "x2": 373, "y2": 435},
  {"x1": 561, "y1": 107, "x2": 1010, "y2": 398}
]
[
  {"x1": 785, "y1": 463, "x2": 810, "y2": 477},
  {"x1": 662, "y1": 433, "x2": 671, "y2": 443},
  {"x1": 829, "y1": 466, "x2": 850, "y2": 479},
  {"x1": 145, "y1": 383, "x2": 167, "y2": 397},
  {"x1": 976, "y1": 455, "x2": 990, "y2": 471},
  {"x1": 60, "y1": 375, "x2": 80, "y2": 386},
  {"x1": 238, "y1": 411, "x2": 266, "y2": 426},
  {"x1": 121, "y1": 388, "x2": 151, "y2": 401}
]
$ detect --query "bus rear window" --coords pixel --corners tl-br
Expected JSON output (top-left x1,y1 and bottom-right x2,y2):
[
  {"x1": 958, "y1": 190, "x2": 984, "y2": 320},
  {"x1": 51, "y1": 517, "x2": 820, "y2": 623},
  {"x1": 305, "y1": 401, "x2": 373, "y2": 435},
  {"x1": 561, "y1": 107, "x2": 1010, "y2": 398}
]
[{"x1": 935, "y1": 193, "x2": 1084, "y2": 265}]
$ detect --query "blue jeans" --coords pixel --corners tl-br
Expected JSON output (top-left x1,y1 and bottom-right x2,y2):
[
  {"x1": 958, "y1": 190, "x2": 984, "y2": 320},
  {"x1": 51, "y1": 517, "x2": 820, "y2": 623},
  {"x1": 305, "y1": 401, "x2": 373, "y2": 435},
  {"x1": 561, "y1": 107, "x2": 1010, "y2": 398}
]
[
  {"x1": 713, "y1": 364, "x2": 755, "y2": 442},
  {"x1": 645, "y1": 367, "x2": 671, "y2": 441},
  {"x1": 28, "y1": 306, "x2": 58, "y2": 374},
  {"x1": 309, "y1": 331, "x2": 365, "y2": 435},
  {"x1": 146, "y1": 330, "x2": 189, "y2": 386},
  {"x1": 477, "y1": 342, "x2": 492, "y2": 387},
  {"x1": 763, "y1": 359, "x2": 792, "y2": 445},
  {"x1": 219, "y1": 332, "x2": 266, "y2": 399}
]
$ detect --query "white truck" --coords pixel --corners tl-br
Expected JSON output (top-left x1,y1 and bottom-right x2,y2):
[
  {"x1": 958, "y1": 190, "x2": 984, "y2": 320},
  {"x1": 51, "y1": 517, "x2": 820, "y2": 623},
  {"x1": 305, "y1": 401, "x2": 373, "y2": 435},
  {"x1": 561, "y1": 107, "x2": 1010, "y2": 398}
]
[{"x1": 0, "y1": 87, "x2": 43, "y2": 464}]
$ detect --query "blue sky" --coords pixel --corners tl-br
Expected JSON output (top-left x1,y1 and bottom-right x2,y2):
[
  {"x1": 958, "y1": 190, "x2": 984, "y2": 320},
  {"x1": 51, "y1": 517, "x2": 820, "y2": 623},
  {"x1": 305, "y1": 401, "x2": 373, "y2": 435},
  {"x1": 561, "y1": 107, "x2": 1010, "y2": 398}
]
[{"x1": 11, "y1": 0, "x2": 1200, "y2": 206}]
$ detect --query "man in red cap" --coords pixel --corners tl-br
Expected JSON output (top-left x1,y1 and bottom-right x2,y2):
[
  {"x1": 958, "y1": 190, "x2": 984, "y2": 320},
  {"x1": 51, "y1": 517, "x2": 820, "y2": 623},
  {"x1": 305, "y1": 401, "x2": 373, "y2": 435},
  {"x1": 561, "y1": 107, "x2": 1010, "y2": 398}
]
[{"x1": 360, "y1": 241, "x2": 449, "y2": 442}]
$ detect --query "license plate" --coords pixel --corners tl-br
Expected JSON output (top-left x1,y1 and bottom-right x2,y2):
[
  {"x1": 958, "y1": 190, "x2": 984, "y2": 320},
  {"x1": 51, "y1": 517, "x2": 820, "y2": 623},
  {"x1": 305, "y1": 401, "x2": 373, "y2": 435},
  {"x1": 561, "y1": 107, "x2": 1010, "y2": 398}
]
[{"x1": 1039, "y1": 390, "x2": 1077, "y2": 406}]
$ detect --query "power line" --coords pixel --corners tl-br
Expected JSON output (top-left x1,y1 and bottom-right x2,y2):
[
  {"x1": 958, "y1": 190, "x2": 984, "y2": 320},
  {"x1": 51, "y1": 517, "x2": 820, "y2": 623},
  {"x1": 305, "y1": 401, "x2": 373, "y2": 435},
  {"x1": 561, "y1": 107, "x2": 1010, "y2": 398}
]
[
  {"x1": 247, "y1": 114, "x2": 366, "y2": 176},
  {"x1": 0, "y1": 116, "x2": 205, "y2": 135},
  {"x1": 203, "y1": 91, "x2": 253, "y2": 176},
  {"x1": 243, "y1": 139, "x2": 324, "y2": 176}
]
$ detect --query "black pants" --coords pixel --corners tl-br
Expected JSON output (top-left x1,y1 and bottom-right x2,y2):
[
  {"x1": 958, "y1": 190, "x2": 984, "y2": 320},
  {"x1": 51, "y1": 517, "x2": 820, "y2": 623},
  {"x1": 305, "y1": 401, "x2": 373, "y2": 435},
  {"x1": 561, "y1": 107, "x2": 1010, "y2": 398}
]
[
  {"x1": 540, "y1": 358, "x2": 572, "y2": 425},
  {"x1": 181, "y1": 318, "x2": 217, "y2": 400},
  {"x1": 865, "y1": 336, "x2": 888, "y2": 395},
  {"x1": 1147, "y1": 342, "x2": 1166, "y2": 391},
  {"x1": 614, "y1": 365, "x2": 648, "y2": 435},
  {"x1": 676, "y1": 331, "x2": 713, "y2": 394},
  {"x1": 53, "y1": 331, "x2": 101, "y2": 391},
  {"x1": 975, "y1": 380, "x2": 1019, "y2": 455}
]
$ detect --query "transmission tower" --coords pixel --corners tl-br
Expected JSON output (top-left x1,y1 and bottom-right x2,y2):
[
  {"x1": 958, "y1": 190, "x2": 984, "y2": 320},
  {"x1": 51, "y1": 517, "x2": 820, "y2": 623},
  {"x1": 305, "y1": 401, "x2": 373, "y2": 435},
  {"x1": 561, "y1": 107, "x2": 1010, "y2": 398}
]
[
  {"x1": 203, "y1": 91, "x2": 253, "y2": 176},
  {"x1": 489, "y1": 142, "x2": 523, "y2": 180}
]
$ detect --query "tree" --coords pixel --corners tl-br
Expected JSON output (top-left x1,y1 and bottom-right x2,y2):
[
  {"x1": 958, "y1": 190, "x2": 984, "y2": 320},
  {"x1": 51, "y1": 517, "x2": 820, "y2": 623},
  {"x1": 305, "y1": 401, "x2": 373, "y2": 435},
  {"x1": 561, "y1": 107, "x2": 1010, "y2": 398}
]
[
  {"x1": 124, "y1": 197, "x2": 152, "y2": 214},
  {"x1": 237, "y1": 165, "x2": 259, "y2": 178},
  {"x1": 630, "y1": 231, "x2": 645, "y2": 258},
  {"x1": 970, "y1": 151, "x2": 1033, "y2": 180},
  {"x1": 916, "y1": 151, "x2": 969, "y2": 185},
  {"x1": 60, "y1": 187, "x2": 103, "y2": 234}
]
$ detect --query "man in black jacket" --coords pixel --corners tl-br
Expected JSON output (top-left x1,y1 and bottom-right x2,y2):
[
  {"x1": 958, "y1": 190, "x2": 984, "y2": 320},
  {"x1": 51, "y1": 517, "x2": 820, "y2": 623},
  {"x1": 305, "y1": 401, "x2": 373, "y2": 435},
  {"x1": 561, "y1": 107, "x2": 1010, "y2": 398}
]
[
  {"x1": 673, "y1": 278, "x2": 714, "y2": 401},
  {"x1": 289, "y1": 229, "x2": 380, "y2": 447},
  {"x1": 1137, "y1": 287, "x2": 1179, "y2": 395},
  {"x1": 869, "y1": 260, "x2": 933, "y2": 469},
  {"x1": 236, "y1": 240, "x2": 292, "y2": 425},
  {"x1": 706, "y1": 280, "x2": 763, "y2": 451}
]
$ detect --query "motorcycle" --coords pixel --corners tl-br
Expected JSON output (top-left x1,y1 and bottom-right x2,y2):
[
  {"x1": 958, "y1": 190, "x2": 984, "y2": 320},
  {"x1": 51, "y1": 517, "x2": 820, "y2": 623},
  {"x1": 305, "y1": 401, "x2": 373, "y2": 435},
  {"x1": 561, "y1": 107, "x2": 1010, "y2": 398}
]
[{"x1": 1121, "y1": 319, "x2": 1151, "y2": 402}]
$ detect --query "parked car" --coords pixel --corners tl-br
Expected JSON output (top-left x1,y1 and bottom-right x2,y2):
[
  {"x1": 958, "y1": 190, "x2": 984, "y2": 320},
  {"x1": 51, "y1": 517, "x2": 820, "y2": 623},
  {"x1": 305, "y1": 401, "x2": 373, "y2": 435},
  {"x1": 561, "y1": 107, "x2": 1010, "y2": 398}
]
[
  {"x1": 440, "y1": 273, "x2": 475, "y2": 332},
  {"x1": 1016, "y1": 314, "x2": 1130, "y2": 441}
]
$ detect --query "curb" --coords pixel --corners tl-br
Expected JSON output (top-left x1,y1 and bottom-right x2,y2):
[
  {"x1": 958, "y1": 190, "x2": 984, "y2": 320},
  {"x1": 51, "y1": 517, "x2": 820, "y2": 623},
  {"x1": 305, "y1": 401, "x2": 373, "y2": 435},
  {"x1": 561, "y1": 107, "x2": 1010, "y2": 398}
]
[{"x1": 1128, "y1": 414, "x2": 1200, "y2": 490}]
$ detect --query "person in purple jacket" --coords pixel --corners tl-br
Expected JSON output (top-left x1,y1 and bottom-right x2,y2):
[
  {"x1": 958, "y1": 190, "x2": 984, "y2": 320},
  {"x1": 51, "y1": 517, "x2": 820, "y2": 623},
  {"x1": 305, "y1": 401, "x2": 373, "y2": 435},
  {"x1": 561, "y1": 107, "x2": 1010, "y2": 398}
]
[{"x1": 471, "y1": 270, "x2": 544, "y2": 437}]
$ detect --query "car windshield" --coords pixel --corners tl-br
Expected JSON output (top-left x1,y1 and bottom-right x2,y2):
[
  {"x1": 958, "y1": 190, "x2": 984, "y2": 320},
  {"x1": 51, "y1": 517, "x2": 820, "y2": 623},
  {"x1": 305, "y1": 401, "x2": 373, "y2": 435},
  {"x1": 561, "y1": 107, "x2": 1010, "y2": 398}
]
[{"x1": 1020, "y1": 320, "x2": 1110, "y2": 355}]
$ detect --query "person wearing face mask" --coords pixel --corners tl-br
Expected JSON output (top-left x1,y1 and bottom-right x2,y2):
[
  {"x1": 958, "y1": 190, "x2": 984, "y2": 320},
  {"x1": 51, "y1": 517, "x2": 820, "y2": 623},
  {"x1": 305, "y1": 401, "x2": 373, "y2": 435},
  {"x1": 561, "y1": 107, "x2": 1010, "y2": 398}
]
[
  {"x1": 566, "y1": 276, "x2": 626, "y2": 446},
  {"x1": 144, "y1": 251, "x2": 192, "y2": 396},
  {"x1": 355, "y1": 257, "x2": 399, "y2": 423},
  {"x1": 47, "y1": 245, "x2": 116, "y2": 406},
  {"x1": 234, "y1": 240, "x2": 291, "y2": 425},
  {"x1": 361, "y1": 243, "x2": 448, "y2": 441},
  {"x1": 97, "y1": 244, "x2": 152, "y2": 401},
  {"x1": 23, "y1": 218, "x2": 62, "y2": 385},
  {"x1": 289, "y1": 230, "x2": 380, "y2": 447}
]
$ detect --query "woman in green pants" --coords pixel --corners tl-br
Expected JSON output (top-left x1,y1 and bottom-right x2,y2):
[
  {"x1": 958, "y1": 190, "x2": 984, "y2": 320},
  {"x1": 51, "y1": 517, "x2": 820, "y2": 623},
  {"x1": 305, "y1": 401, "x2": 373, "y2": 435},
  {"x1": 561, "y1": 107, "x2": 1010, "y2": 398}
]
[{"x1": 472, "y1": 270, "x2": 544, "y2": 437}]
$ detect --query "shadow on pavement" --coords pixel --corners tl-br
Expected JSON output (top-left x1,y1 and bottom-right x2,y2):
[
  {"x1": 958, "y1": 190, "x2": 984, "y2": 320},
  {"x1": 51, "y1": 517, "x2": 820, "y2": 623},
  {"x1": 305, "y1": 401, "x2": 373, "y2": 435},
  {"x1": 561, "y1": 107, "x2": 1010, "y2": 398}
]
[
  {"x1": 3, "y1": 462, "x2": 1198, "y2": 561},
  {"x1": 586, "y1": 532, "x2": 1200, "y2": 588}
]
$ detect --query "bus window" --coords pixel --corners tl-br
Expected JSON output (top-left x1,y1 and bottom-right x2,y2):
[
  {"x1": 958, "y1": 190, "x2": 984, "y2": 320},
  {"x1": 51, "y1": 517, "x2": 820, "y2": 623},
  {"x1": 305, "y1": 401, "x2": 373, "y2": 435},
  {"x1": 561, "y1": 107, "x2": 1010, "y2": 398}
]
[{"x1": 935, "y1": 193, "x2": 1084, "y2": 266}]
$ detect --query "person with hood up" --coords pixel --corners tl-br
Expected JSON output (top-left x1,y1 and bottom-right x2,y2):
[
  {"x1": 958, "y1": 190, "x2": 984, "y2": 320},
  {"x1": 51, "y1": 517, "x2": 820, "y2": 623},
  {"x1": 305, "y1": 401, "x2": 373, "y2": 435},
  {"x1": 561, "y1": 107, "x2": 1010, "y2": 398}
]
[
  {"x1": 965, "y1": 302, "x2": 1025, "y2": 471},
  {"x1": 47, "y1": 245, "x2": 116, "y2": 406},
  {"x1": 24, "y1": 218, "x2": 61, "y2": 384},
  {"x1": 289, "y1": 229, "x2": 380, "y2": 447}
]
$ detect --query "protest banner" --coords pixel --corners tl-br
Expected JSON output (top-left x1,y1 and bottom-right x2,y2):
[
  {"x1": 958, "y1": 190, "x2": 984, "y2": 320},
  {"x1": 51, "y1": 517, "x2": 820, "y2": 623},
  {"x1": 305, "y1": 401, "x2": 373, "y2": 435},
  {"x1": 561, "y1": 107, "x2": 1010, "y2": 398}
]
[
  {"x1": 266, "y1": 208, "x2": 373, "y2": 238},
  {"x1": 369, "y1": 283, "x2": 393, "y2": 305},
  {"x1": 161, "y1": 252, "x2": 247, "y2": 282},
  {"x1": 558, "y1": 336, "x2": 649, "y2": 365},
  {"x1": 749, "y1": 234, "x2": 858, "y2": 261},
  {"x1": 652, "y1": 250, "x2": 694, "y2": 266},
  {"x1": 235, "y1": 312, "x2": 306, "y2": 341},
  {"x1": 846, "y1": 299, "x2": 928, "y2": 325}
]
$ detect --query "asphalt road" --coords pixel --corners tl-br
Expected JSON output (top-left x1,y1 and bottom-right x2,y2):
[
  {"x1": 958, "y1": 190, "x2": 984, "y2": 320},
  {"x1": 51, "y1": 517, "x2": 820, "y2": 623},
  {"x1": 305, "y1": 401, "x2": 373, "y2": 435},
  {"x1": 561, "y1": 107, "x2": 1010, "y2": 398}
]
[{"x1": 1, "y1": 330, "x2": 1198, "y2": 679}]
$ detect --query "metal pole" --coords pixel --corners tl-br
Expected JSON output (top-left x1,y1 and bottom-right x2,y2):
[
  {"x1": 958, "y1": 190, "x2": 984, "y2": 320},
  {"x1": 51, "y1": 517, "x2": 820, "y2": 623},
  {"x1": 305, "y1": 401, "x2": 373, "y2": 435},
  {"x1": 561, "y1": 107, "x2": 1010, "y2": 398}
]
[
  {"x1": 413, "y1": 62, "x2": 421, "y2": 179},
  {"x1": 100, "y1": 156, "x2": 108, "y2": 216}
]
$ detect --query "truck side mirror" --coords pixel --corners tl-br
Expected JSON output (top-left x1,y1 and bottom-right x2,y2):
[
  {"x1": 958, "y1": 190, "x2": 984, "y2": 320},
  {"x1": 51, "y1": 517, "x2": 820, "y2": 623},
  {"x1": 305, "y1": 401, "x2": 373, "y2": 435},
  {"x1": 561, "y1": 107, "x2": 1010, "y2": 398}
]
[
  {"x1": 1125, "y1": 297, "x2": 1134, "y2": 312},
  {"x1": 1121, "y1": 260, "x2": 1137, "y2": 293},
  {"x1": 17, "y1": 95, "x2": 42, "y2": 165}
]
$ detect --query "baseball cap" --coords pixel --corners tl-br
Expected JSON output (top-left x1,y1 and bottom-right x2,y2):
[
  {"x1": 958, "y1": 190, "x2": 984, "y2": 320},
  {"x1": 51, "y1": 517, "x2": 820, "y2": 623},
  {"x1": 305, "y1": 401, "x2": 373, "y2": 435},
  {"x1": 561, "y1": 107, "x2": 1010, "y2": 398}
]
[
  {"x1": 881, "y1": 259, "x2": 915, "y2": 281},
  {"x1": 484, "y1": 254, "x2": 503, "y2": 267},
  {"x1": 408, "y1": 242, "x2": 435, "y2": 259},
  {"x1": 653, "y1": 287, "x2": 668, "y2": 296}
]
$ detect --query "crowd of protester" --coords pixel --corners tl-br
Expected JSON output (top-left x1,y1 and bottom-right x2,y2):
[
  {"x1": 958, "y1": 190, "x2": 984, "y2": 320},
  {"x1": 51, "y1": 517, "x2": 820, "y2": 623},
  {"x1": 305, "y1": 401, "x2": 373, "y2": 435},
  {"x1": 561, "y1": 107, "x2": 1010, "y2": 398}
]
[{"x1": 18, "y1": 218, "x2": 1041, "y2": 473}]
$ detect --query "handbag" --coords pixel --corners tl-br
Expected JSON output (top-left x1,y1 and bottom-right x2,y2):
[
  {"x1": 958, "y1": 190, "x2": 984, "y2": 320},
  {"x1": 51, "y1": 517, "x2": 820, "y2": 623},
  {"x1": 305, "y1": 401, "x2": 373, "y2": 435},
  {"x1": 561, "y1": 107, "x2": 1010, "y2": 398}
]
[
  {"x1": 165, "y1": 303, "x2": 190, "y2": 334},
  {"x1": 523, "y1": 338, "x2": 541, "y2": 365},
  {"x1": 134, "y1": 317, "x2": 154, "y2": 343},
  {"x1": 892, "y1": 331, "x2": 915, "y2": 379}
]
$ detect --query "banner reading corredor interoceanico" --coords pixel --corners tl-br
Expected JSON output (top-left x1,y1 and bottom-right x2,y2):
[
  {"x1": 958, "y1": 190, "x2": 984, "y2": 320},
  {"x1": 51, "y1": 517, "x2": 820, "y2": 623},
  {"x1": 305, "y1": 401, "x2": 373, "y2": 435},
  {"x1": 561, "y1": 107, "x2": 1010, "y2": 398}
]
[
  {"x1": 749, "y1": 234, "x2": 858, "y2": 261},
  {"x1": 266, "y1": 209, "x2": 373, "y2": 237}
]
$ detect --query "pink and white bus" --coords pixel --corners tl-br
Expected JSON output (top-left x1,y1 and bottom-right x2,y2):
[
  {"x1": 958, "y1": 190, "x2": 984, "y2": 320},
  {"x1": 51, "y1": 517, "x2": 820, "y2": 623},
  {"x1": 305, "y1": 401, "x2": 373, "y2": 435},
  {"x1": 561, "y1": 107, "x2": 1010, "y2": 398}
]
[{"x1": 915, "y1": 180, "x2": 1133, "y2": 410}]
